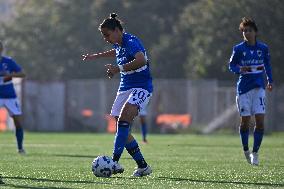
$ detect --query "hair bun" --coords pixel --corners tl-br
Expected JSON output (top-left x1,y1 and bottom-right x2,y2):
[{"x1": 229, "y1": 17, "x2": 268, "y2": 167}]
[{"x1": 110, "y1": 13, "x2": 118, "y2": 19}]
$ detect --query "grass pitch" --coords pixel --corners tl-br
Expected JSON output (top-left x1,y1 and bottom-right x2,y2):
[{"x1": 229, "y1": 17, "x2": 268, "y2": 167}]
[{"x1": 0, "y1": 132, "x2": 283, "y2": 189}]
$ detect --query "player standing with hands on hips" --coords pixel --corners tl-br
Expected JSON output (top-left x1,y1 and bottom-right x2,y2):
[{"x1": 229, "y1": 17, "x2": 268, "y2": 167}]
[
  {"x1": 229, "y1": 17, "x2": 273, "y2": 165},
  {"x1": 82, "y1": 13, "x2": 153, "y2": 177},
  {"x1": 0, "y1": 41, "x2": 26, "y2": 154}
]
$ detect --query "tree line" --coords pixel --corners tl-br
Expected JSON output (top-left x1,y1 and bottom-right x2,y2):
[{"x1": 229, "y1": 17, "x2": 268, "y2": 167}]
[{"x1": 0, "y1": 0, "x2": 283, "y2": 83}]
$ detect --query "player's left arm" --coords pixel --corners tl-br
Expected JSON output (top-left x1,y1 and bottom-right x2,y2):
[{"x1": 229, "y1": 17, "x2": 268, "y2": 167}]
[
  {"x1": 263, "y1": 47, "x2": 273, "y2": 91},
  {"x1": 120, "y1": 52, "x2": 146, "y2": 71},
  {"x1": 105, "y1": 52, "x2": 146, "y2": 78},
  {"x1": 105, "y1": 39, "x2": 147, "y2": 77},
  {"x1": 229, "y1": 47, "x2": 242, "y2": 74}
]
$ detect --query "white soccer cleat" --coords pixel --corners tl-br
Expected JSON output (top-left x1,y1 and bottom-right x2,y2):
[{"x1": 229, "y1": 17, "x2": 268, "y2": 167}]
[
  {"x1": 18, "y1": 149, "x2": 26, "y2": 155},
  {"x1": 112, "y1": 161, "x2": 124, "y2": 174},
  {"x1": 250, "y1": 152, "x2": 259, "y2": 166},
  {"x1": 133, "y1": 165, "x2": 152, "y2": 177},
  {"x1": 244, "y1": 150, "x2": 251, "y2": 164}
]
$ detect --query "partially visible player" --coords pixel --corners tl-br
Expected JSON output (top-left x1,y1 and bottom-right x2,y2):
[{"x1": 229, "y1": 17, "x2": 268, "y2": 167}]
[
  {"x1": 0, "y1": 41, "x2": 26, "y2": 154},
  {"x1": 82, "y1": 13, "x2": 153, "y2": 176},
  {"x1": 228, "y1": 17, "x2": 273, "y2": 165},
  {"x1": 139, "y1": 108, "x2": 148, "y2": 144}
]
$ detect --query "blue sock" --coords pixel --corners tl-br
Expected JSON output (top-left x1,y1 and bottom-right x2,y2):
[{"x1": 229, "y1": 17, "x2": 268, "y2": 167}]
[
  {"x1": 112, "y1": 121, "x2": 129, "y2": 162},
  {"x1": 253, "y1": 128, "x2": 264, "y2": 153},
  {"x1": 239, "y1": 128, "x2": 249, "y2": 151},
  {"x1": 141, "y1": 123, "x2": 147, "y2": 141},
  {"x1": 15, "y1": 128, "x2": 24, "y2": 150},
  {"x1": 125, "y1": 139, "x2": 147, "y2": 168}
]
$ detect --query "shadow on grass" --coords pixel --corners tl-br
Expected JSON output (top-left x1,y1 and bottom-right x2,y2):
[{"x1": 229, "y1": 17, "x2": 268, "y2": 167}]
[
  {"x1": 2, "y1": 183, "x2": 74, "y2": 189},
  {"x1": 52, "y1": 154, "x2": 132, "y2": 160},
  {"x1": 2, "y1": 176, "x2": 128, "y2": 188},
  {"x1": 156, "y1": 176, "x2": 284, "y2": 187},
  {"x1": 166, "y1": 143, "x2": 240, "y2": 148},
  {"x1": 53, "y1": 154, "x2": 96, "y2": 158}
]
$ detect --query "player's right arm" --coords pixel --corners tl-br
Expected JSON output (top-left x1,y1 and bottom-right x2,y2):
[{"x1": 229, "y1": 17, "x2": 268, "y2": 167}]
[
  {"x1": 229, "y1": 46, "x2": 244, "y2": 74},
  {"x1": 82, "y1": 49, "x2": 116, "y2": 61}
]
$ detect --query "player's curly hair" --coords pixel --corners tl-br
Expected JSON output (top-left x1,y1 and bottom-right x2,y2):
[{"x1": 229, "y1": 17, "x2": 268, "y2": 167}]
[
  {"x1": 99, "y1": 13, "x2": 123, "y2": 31},
  {"x1": 239, "y1": 17, "x2": 258, "y2": 32}
]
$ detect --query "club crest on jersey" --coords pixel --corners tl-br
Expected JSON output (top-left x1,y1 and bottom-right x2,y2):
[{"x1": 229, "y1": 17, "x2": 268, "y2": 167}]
[
  {"x1": 250, "y1": 50, "x2": 254, "y2": 55},
  {"x1": 243, "y1": 52, "x2": 246, "y2": 57},
  {"x1": 257, "y1": 50, "x2": 262, "y2": 57}
]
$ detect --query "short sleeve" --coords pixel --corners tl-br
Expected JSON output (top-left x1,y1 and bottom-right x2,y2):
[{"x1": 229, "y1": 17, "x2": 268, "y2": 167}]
[{"x1": 126, "y1": 39, "x2": 143, "y2": 57}]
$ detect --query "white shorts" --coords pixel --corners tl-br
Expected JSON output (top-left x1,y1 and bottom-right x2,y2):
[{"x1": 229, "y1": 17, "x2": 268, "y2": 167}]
[
  {"x1": 236, "y1": 88, "x2": 265, "y2": 116},
  {"x1": 0, "y1": 98, "x2": 22, "y2": 116},
  {"x1": 111, "y1": 88, "x2": 151, "y2": 117}
]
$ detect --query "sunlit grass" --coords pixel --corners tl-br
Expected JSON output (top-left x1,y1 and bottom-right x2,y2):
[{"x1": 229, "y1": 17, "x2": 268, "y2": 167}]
[{"x1": 0, "y1": 132, "x2": 283, "y2": 189}]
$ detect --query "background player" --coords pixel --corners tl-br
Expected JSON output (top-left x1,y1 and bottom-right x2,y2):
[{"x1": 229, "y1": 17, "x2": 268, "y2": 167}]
[
  {"x1": 0, "y1": 41, "x2": 26, "y2": 154},
  {"x1": 82, "y1": 13, "x2": 153, "y2": 176},
  {"x1": 229, "y1": 17, "x2": 273, "y2": 165},
  {"x1": 139, "y1": 108, "x2": 148, "y2": 144}
]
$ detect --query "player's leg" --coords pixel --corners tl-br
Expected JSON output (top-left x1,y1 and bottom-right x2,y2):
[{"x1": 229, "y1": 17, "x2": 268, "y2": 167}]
[
  {"x1": 5, "y1": 99, "x2": 25, "y2": 154},
  {"x1": 112, "y1": 88, "x2": 152, "y2": 176},
  {"x1": 112, "y1": 102, "x2": 137, "y2": 174},
  {"x1": 125, "y1": 133, "x2": 152, "y2": 177},
  {"x1": 112, "y1": 88, "x2": 149, "y2": 163},
  {"x1": 12, "y1": 115, "x2": 25, "y2": 154},
  {"x1": 110, "y1": 91, "x2": 129, "y2": 174},
  {"x1": 124, "y1": 88, "x2": 152, "y2": 176},
  {"x1": 251, "y1": 114, "x2": 264, "y2": 165},
  {"x1": 250, "y1": 88, "x2": 266, "y2": 165},
  {"x1": 240, "y1": 116, "x2": 251, "y2": 163},
  {"x1": 113, "y1": 103, "x2": 138, "y2": 161},
  {"x1": 139, "y1": 115, "x2": 148, "y2": 143},
  {"x1": 110, "y1": 114, "x2": 125, "y2": 174},
  {"x1": 254, "y1": 114, "x2": 265, "y2": 153},
  {"x1": 236, "y1": 93, "x2": 252, "y2": 163}
]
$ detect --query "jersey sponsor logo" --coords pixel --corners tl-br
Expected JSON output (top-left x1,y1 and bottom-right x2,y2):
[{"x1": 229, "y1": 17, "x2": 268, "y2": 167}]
[{"x1": 241, "y1": 59, "x2": 264, "y2": 65}]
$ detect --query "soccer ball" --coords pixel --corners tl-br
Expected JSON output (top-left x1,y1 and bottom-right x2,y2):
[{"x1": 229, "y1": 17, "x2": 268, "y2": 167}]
[{"x1": 92, "y1": 155, "x2": 114, "y2": 177}]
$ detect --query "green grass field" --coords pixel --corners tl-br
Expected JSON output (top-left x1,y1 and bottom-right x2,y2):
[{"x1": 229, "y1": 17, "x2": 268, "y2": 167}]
[{"x1": 0, "y1": 132, "x2": 283, "y2": 189}]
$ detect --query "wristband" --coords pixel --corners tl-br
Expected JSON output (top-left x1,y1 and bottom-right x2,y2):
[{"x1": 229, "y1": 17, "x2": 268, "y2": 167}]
[{"x1": 118, "y1": 65, "x2": 124, "y2": 72}]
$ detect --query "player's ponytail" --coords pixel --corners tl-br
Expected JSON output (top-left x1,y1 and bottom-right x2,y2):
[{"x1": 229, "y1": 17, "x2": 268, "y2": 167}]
[{"x1": 99, "y1": 13, "x2": 123, "y2": 31}]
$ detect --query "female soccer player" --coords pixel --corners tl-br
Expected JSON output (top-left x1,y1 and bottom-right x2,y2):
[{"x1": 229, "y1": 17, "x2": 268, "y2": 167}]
[
  {"x1": 0, "y1": 41, "x2": 26, "y2": 154},
  {"x1": 82, "y1": 13, "x2": 153, "y2": 176},
  {"x1": 229, "y1": 17, "x2": 273, "y2": 165}
]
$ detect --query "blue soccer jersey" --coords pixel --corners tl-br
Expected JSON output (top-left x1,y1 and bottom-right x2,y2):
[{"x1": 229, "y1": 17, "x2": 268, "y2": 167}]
[
  {"x1": 229, "y1": 41, "x2": 273, "y2": 95},
  {"x1": 0, "y1": 56, "x2": 22, "y2": 98},
  {"x1": 113, "y1": 33, "x2": 153, "y2": 93}
]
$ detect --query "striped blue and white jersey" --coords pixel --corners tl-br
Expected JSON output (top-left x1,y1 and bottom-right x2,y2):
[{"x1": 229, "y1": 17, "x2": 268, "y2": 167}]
[
  {"x1": 229, "y1": 41, "x2": 273, "y2": 95},
  {"x1": 113, "y1": 33, "x2": 153, "y2": 93}
]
